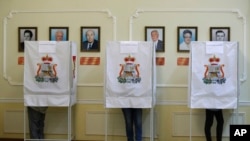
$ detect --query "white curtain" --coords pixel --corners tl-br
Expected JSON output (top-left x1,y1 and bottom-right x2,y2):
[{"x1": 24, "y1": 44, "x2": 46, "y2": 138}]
[
  {"x1": 105, "y1": 41, "x2": 156, "y2": 108},
  {"x1": 189, "y1": 41, "x2": 239, "y2": 109},
  {"x1": 24, "y1": 41, "x2": 77, "y2": 106}
]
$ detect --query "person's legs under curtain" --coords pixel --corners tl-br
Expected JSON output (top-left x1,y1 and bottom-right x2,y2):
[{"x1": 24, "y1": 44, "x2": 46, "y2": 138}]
[
  {"x1": 122, "y1": 108, "x2": 134, "y2": 141},
  {"x1": 205, "y1": 109, "x2": 214, "y2": 141},
  {"x1": 27, "y1": 107, "x2": 46, "y2": 139},
  {"x1": 133, "y1": 108, "x2": 142, "y2": 141},
  {"x1": 215, "y1": 110, "x2": 224, "y2": 141}
]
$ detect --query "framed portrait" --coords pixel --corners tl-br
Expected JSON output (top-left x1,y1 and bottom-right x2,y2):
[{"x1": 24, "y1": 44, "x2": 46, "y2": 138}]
[
  {"x1": 145, "y1": 26, "x2": 165, "y2": 52},
  {"x1": 80, "y1": 26, "x2": 100, "y2": 52},
  {"x1": 177, "y1": 26, "x2": 198, "y2": 52},
  {"x1": 49, "y1": 27, "x2": 69, "y2": 41},
  {"x1": 210, "y1": 27, "x2": 230, "y2": 41},
  {"x1": 18, "y1": 27, "x2": 37, "y2": 52}
]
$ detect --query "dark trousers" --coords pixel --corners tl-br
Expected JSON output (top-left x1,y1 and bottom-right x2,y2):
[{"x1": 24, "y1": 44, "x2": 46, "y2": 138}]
[
  {"x1": 27, "y1": 107, "x2": 46, "y2": 139},
  {"x1": 204, "y1": 109, "x2": 224, "y2": 141},
  {"x1": 122, "y1": 108, "x2": 142, "y2": 141}
]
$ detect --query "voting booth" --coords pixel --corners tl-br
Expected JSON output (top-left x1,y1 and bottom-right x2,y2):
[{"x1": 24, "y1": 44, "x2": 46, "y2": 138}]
[
  {"x1": 23, "y1": 41, "x2": 77, "y2": 141},
  {"x1": 104, "y1": 41, "x2": 156, "y2": 141},
  {"x1": 188, "y1": 41, "x2": 239, "y2": 139},
  {"x1": 189, "y1": 41, "x2": 239, "y2": 109}
]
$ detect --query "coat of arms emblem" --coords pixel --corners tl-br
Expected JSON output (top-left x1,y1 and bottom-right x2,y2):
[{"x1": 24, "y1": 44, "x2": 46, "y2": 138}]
[
  {"x1": 35, "y1": 54, "x2": 58, "y2": 83},
  {"x1": 203, "y1": 55, "x2": 226, "y2": 84},
  {"x1": 117, "y1": 55, "x2": 141, "y2": 83}
]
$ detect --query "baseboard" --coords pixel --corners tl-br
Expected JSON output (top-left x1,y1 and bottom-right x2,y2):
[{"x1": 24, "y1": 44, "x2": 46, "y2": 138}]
[
  {"x1": 0, "y1": 139, "x2": 22, "y2": 141},
  {"x1": 0, "y1": 139, "x2": 78, "y2": 141}
]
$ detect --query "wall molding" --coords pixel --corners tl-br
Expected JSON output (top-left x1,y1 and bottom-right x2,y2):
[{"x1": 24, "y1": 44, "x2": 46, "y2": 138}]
[
  {"x1": 77, "y1": 83, "x2": 188, "y2": 87},
  {"x1": 2, "y1": 9, "x2": 116, "y2": 86},
  {"x1": 130, "y1": 8, "x2": 247, "y2": 84},
  {"x1": 2, "y1": 8, "x2": 248, "y2": 88},
  {"x1": 2, "y1": 98, "x2": 250, "y2": 106}
]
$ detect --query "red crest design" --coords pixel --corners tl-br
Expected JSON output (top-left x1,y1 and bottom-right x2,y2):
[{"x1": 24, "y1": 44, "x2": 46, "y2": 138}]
[
  {"x1": 117, "y1": 55, "x2": 141, "y2": 83},
  {"x1": 203, "y1": 55, "x2": 226, "y2": 84},
  {"x1": 35, "y1": 54, "x2": 58, "y2": 83}
]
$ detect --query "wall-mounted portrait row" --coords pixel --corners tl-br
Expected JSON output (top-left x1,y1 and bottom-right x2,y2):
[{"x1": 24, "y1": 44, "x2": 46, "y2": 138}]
[
  {"x1": 18, "y1": 26, "x2": 101, "y2": 52},
  {"x1": 145, "y1": 26, "x2": 230, "y2": 53},
  {"x1": 18, "y1": 26, "x2": 230, "y2": 53}
]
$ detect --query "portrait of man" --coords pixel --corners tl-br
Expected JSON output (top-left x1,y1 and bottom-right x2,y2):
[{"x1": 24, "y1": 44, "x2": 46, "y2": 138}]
[
  {"x1": 81, "y1": 27, "x2": 100, "y2": 52},
  {"x1": 145, "y1": 26, "x2": 165, "y2": 52},
  {"x1": 210, "y1": 27, "x2": 230, "y2": 41},
  {"x1": 49, "y1": 27, "x2": 68, "y2": 41},
  {"x1": 18, "y1": 27, "x2": 37, "y2": 52},
  {"x1": 177, "y1": 27, "x2": 197, "y2": 52}
]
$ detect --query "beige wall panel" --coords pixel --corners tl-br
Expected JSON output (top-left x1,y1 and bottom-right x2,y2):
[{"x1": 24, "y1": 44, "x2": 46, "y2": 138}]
[
  {"x1": 1, "y1": 0, "x2": 250, "y2": 140},
  {"x1": 172, "y1": 111, "x2": 245, "y2": 137},
  {"x1": 0, "y1": 103, "x2": 249, "y2": 140},
  {"x1": 3, "y1": 107, "x2": 72, "y2": 134}
]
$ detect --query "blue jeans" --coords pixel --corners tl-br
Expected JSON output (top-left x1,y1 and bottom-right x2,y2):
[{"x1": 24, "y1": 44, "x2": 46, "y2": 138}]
[
  {"x1": 122, "y1": 108, "x2": 142, "y2": 141},
  {"x1": 27, "y1": 107, "x2": 46, "y2": 139}
]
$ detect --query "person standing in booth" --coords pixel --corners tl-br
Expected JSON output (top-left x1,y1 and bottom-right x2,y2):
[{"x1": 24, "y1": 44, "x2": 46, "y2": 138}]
[
  {"x1": 119, "y1": 55, "x2": 143, "y2": 141},
  {"x1": 204, "y1": 109, "x2": 224, "y2": 141},
  {"x1": 27, "y1": 106, "x2": 48, "y2": 139},
  {"x1": 27, "y1": 36, "x2": 64, "y2": 140},
  {"x1": 122, "y1": 108, "x2": 142, "y2": 141},
  {"x1": 204, "y1": 29, "x2": 227, "y2": 141}
]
